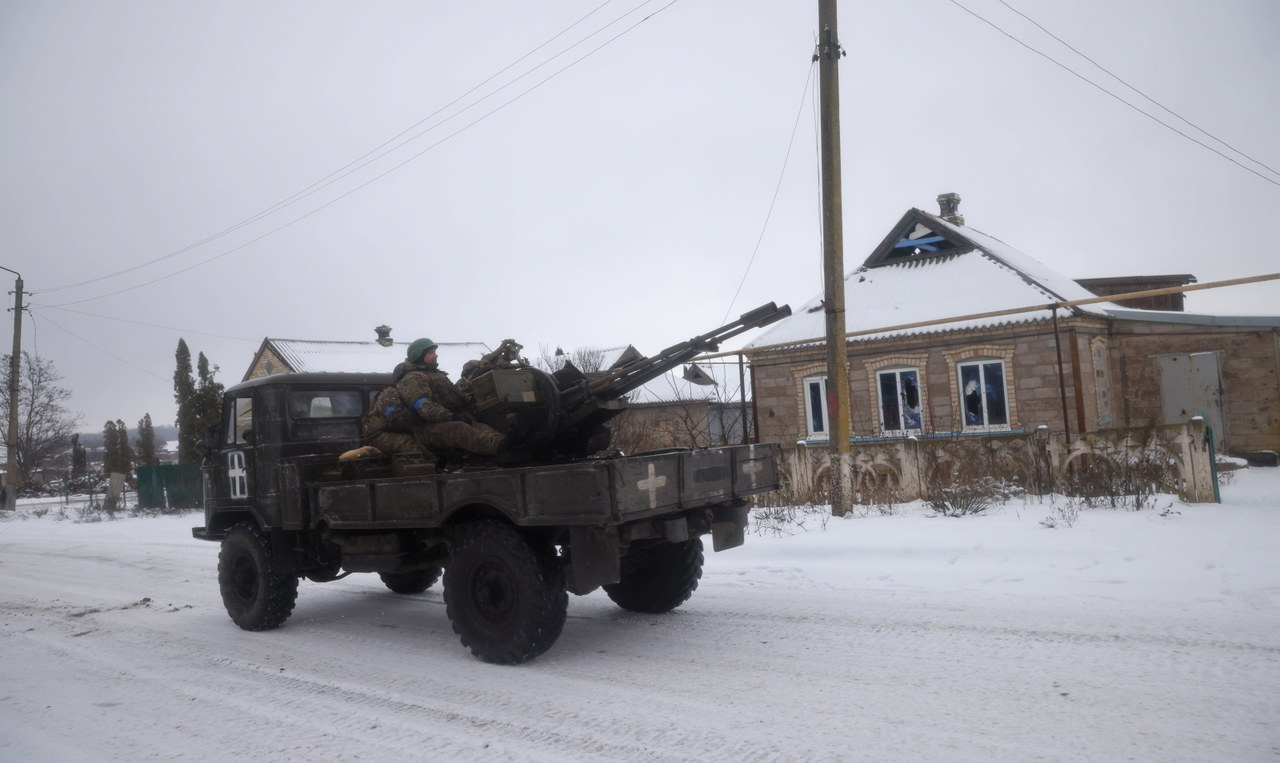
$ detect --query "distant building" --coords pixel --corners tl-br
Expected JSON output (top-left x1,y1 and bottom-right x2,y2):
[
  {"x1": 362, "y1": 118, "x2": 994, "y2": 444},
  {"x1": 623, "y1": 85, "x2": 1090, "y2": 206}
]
[{"x1": 244, "y1": 326, "x2": 490, "y2": 381}]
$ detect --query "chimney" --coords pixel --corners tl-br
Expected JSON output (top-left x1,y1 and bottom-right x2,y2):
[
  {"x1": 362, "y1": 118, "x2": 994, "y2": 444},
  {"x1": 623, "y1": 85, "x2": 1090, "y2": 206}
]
[
  {"x1": 374, "y1": 325, "x2": 393, "y2": 347},
  {"x1": 937, "y1": 192, "x2": 964, "y2": 226}
]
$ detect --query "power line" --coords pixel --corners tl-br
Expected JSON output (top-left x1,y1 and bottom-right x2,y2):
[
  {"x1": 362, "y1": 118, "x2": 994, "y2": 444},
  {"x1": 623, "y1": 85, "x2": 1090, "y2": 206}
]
[
  {"x1": 32, "y1": 312, "x2": 170, "y2": 382},
  {"x1": 947, "y1": 0, "x2": 1280, "y2": 188},
  {"x1": 995, "y1": 0, "x2": 1280, "y2": 181},
  {"x1": 31, "y1": 305, "x2": 255, "y2": 342},
  {"x1": 41, "y1": 0, "x2": 669, "y2": 296},
  {"x1": 721, "y1": 61, "x2": 817, "y2": 324},
  {"x1": 41, "y1": 0, "x2": 685, "y2": 309}
]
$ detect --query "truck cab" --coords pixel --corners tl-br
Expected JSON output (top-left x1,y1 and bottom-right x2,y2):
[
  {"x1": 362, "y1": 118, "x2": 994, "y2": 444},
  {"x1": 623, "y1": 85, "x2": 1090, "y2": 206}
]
[{"x1": 201, "y1": 372, "x2": 388, "y2": 538}]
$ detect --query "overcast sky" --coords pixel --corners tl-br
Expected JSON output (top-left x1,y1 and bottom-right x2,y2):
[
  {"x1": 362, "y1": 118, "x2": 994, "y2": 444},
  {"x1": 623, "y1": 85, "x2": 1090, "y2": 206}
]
[{"x1": 2, "y1": 0, "x2": 1277, "y2": 434}]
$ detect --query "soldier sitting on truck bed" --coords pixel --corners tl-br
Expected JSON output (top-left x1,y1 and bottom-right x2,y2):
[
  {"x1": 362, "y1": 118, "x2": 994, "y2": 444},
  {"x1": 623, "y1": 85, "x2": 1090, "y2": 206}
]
[{"x1": 363, "y1": 338, "x2": 506, "y2": 460}]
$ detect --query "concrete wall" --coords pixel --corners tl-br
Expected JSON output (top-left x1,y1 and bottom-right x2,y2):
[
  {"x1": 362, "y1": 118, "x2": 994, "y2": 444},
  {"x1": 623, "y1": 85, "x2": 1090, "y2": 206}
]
[{"x1": 779, "y1": 420, "x2": 1217, "y2": 504}]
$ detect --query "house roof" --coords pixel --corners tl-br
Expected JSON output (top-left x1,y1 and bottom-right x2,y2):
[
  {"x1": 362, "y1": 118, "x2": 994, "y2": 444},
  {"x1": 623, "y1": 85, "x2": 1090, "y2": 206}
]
[
  {"x1": 624, "y1": 361, "x2": 747, "y2": 405},
  {"x1": 246, "y1": 338, "x2": 491, "y2": 381},
  {"x1": 745, "y1": 208, "x2": 1121, "y2": 351}
]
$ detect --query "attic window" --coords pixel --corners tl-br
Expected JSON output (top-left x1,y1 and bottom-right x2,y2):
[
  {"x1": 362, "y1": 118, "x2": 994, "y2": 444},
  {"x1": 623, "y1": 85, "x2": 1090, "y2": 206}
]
[{"x1": 885, "y1": 222, "x2": 960, "y2": 260}]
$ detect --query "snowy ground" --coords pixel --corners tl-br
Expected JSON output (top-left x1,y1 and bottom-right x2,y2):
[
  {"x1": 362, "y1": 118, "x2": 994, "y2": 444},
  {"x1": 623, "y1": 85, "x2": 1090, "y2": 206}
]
[{"x1": 1, "y1": 470, "x2": 1277, "y2": 762}]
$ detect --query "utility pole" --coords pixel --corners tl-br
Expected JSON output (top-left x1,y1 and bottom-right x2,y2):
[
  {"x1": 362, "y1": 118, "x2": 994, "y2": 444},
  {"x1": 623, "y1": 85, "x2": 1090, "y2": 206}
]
[
  {"x1": 817, "y1": 0, "x2": 852, "y2": 516},
  {"x1": 2, "y1": 266, "x2": 22, "y2": 512}
]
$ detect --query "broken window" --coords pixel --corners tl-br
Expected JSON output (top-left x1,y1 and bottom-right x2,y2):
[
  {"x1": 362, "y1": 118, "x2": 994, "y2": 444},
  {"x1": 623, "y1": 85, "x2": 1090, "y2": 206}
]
[
  {"x1": 958, "y1": 360, "x2": 1009, "y2": 429},
  {"x1": 877, "y1": 368, "x2": 923, "y2": 434},
  {"x1": 803, "y1": 375, "x2": 829, "y2": 440}
]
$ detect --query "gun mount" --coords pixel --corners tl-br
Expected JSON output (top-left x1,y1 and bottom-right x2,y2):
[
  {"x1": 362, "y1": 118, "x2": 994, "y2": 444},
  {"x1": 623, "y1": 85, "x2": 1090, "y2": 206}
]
[{"x1": 462, "y1": 302, "x2": 791, "y2": 463}]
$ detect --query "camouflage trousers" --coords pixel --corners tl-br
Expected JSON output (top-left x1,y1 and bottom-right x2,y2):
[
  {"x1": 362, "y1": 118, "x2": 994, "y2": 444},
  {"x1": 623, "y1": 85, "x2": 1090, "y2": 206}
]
[{"x1": 367, "y1": 420, "x2": 504, "y2": 458}]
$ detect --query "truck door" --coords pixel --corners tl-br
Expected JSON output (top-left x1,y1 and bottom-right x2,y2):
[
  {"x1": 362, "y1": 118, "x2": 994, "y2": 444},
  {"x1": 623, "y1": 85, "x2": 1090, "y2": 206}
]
[{"x1": 217, "y1": 393, "x2": 257, "y2": 506}]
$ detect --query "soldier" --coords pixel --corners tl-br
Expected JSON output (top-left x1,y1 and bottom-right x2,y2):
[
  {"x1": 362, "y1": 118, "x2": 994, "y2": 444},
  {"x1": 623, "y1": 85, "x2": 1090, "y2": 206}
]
[{"x1": 364, "y1": 338, "x2": 506, "y2": 459}]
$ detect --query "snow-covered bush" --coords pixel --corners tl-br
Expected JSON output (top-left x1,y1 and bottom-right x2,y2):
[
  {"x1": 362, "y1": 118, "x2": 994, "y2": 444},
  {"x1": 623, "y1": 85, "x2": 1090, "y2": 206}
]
[
  {"x1": 926, "y1": 476, "x2": 1023, "y2": 518},
  {"x1": 750, "y1": 503, "x2": 831, "y2": 536},
  {"x1": 1039, "y1": 499, "x2": 1081, "y2": 529}
]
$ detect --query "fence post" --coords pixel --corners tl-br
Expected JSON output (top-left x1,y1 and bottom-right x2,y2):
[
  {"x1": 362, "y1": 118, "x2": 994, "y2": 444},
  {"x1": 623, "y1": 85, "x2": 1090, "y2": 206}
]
[
  {"x1": 1184, "y1": 418, "x2": 1216, "y2": 503},
  {"x1": 898, "y1": 437, "x2": 923, "y2": 501}
]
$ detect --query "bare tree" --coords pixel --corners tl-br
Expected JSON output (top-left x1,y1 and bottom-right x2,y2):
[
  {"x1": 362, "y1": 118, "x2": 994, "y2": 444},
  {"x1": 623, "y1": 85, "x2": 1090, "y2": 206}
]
[
  {"x1": 535, "y1": 344, "x2": 607, "y2": 374},
  {"x1": 0, "y1": 353, "x2": 81, "y2": 482}
]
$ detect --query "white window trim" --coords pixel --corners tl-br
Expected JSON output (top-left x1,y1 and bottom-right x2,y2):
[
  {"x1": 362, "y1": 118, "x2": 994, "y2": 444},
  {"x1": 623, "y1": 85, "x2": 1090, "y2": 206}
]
[
  {"x1": 803, "y1": 375, "x2": 829, "y2": 441},
  {"x1": 956, "y1": 358, "x2": 1011, "y2": 431},
  {"x1": 876, "y1": 366, "x2": 924, "y2": 436}
]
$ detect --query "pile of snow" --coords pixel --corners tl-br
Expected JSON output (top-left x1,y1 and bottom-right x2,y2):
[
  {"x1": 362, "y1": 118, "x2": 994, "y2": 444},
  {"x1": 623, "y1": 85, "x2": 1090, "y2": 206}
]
[{"x1": 1, "y1": 470, "x2": 1276, "y2": 760}]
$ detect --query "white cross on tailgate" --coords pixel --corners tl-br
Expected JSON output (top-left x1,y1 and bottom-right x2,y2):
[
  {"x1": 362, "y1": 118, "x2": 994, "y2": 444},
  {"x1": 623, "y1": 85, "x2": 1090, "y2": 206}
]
[{"x1": 637, "y1": 463, "x2": 668, "y2": 509}]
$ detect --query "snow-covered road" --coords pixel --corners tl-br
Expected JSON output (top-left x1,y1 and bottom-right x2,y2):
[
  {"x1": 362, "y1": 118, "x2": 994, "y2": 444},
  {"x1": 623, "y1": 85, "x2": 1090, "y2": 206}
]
[{"x1": 2, "y1": 471, "x2": 1278, "y2": 761}]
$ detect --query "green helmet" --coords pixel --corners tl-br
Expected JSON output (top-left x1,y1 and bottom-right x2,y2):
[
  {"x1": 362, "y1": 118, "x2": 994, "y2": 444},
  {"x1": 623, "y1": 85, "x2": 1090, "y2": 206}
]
[{"x1": 407, "y1": 337, "x2": 438, "y2": 361}]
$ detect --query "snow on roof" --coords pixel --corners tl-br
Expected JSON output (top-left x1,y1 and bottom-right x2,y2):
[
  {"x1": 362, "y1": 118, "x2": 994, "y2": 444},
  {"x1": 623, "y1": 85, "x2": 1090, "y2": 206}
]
[
  {"x1": 624, "y1": 362, "x2": 747, "y2": 405},
  {"x1": 265, "y1": 339, "x2": 492, "y2": 379},
  {"x1": 745, "y1": 210, "x2": 1121, "y2": 351},
  {"x1": 927, "y1": 214, "x2": 1108, "y2": 306}
]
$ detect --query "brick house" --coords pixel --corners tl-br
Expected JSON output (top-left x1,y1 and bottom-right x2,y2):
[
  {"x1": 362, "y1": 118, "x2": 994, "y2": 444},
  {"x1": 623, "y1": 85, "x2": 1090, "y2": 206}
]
[{"x1": 742, "y1": 197, "x2": 1280, "y2": 457}]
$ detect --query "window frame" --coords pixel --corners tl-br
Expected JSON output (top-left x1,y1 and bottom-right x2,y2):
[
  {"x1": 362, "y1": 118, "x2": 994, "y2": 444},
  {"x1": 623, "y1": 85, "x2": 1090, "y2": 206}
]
[
  {"x1": 956, "y1": 358, "x2": 1010, "y2": 431},
  {"x1": 876, "y1": 366, "x2": 924, "y2": 436},
  {"x1": 227, "y1": 396, "x2": 254, "y2": 445},
  {"x1": 802, "y1": 375, "x2": 830, "y2": 440}
]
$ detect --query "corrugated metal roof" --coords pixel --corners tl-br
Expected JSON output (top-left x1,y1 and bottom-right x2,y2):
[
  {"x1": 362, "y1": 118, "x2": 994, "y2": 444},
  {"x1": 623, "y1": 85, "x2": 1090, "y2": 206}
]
[{"x1": 266, "y1": 339, "x2": 491, "y2": 379}]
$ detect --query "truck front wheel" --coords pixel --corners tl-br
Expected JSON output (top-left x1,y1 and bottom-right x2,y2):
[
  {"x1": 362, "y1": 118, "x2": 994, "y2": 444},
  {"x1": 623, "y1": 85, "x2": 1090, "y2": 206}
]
[
  {"x1": 218, "y1": 523, "x2": 299, "y2": 631},
  {"x1": 444, "y1": 521, "x2": 567, "y2": 664},
  {"x1": 603, "y1": 537, "x2": 703, "y2": 613}
]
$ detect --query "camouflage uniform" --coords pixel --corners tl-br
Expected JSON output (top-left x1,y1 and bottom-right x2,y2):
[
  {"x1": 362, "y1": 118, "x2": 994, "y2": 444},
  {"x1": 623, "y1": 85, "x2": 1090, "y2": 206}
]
[{"x1": 364, "y1": 360, "x2": 504, "y2": 457}]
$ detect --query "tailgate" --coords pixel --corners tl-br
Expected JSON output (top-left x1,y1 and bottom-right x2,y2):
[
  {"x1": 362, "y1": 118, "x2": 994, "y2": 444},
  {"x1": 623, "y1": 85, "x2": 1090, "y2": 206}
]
[{"x1": 611, "y1": 443, "x2": 779, "y2": 521}]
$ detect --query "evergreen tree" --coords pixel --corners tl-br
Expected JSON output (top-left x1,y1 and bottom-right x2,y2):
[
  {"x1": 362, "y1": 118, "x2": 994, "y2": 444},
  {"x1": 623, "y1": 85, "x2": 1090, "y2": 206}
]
[
  {"x1": 136, "y1": 413, "x2": 158, "y2": 467},
  {"x1": 195, "y1": 353, "x2": 225, "y2": 442},
  {"x1": 70, "y1": 433, "x2": 87, "y2": 476},
  {"x1": 116, "y1": 419, "x2": 135, "y2": 474},
  {"x1": 173, "y1": 339, "x2": 198, "y2": 465},
  {"x1": 102, "y1": 420, "x2": 120, "y2": 474}
]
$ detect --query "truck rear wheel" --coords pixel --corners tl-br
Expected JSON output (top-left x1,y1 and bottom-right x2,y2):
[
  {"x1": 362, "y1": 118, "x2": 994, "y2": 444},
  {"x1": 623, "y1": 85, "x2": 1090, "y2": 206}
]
[
  {"x1": 604, "y1": 537, "x2": 703, "y2": 613},
  {"x1": 218, "y1": 523, "x2": 299, "y2": 631},
  {"x1": 379, "y1": 567, "x2": 442, "y2": 594},
  {"x1": 444, "y1": 521, "x2": 567, "y2": 664}
]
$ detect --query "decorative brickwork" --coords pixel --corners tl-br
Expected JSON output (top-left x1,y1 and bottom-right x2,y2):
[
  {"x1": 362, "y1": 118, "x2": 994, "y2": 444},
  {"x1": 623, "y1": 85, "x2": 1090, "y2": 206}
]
[
  {"x1": 942, "y1": 344, "x2": 1017, "y2": 431},
  {"x1": 864, "y1": 353, "x2": 929, "y2": 436}
]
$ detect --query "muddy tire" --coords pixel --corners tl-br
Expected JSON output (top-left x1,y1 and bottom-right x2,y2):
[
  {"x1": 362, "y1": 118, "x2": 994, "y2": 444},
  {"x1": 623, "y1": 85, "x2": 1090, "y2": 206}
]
[
  {"x1": 218, "y1": 523, "x2": 299, "y2": 630},
  {"x1": 444, "y1": 521, "x2": 567, "y2": 664},
  {"x1": 604, "y1": 538, "x2": 703, "y2": 614},
  {"x1": 379, "y1": 567, "x2": 442, "y2": 594}
]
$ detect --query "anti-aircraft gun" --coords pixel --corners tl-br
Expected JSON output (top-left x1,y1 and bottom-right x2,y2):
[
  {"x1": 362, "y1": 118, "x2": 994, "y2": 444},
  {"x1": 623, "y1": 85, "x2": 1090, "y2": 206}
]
[
  {"x1": 461, "y1": 302, "x2": 792, "y2": 464},
  {"x1": 193, "y1": 301, "x2": 792, "y2": 665}
]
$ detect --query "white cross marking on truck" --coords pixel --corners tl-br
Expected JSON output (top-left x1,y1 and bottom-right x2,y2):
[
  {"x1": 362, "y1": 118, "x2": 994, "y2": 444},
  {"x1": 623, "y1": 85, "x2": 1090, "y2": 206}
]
[
  {"x1": 637, "y1": 463, "x2": 668, "y2": 509},
  {"x1": 741, "y1": 459, "x2": 764, "y2": 490},
  {"x1": 227, "y1": 451, "x2": 249, "y2": 499}
]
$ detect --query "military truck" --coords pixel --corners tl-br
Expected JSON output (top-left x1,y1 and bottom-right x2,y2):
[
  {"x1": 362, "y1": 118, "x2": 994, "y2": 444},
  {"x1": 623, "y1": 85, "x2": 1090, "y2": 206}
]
[{"x1": 192, "y1": 303, "x2": 789, "y2": 664}]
